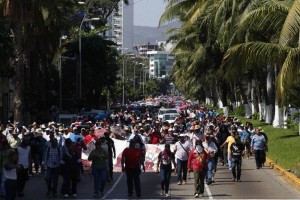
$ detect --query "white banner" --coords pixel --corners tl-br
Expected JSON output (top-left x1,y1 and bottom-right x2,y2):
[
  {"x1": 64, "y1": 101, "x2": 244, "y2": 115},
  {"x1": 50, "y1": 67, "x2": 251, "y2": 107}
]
[{"x1": 82, "y1": 139, "x2": 175, "y2": 172}]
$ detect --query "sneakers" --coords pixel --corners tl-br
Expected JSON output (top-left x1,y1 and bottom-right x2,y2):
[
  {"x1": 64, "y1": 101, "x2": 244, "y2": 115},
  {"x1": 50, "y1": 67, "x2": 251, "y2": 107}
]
[
  {"x1": 199, "y1": 194, "x2": 204, "y2": 197},
  {"x1": 177, "y1": 181, "x2": 182, "y2": 185},
  {"x1": 64, "y1": 194, "x2": 69, "y2": 198},
  {"x1": 195, "y1": 193, "x2": 199, "y2": 198},
  {"x1": 182, "y1": 180, "x2": 187, "y2": 185},
  {"x1": 160, "y1": 190, "x2": 164, "y2": 196},
  {"x1": 229, "y1": 167, "x2": 232, "y2": 171},
  {"x1": 165, "y1": 193, "x2": 170, "y2": 197},
  {"x1": 73, "y1": 193, "x2": 77, "y2": 197}
]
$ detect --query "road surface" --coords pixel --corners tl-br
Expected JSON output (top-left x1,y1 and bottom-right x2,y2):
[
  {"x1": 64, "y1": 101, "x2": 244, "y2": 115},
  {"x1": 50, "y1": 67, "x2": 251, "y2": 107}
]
[{"x1": 18, "y1": 157, "x2": 300, "y2": 199}]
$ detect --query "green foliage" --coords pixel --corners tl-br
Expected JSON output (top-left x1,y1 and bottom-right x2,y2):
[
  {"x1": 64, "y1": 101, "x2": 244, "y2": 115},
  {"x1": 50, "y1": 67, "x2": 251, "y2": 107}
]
[
  {"x1": 233, "y1": 106, "x2": 245, "y2": 117},
  {"x1": 252, "y1": 112, "x2": 259, "y2": 120},
  {"x1": 285, "y1": 116, "x2": 298, "y2": 131}
]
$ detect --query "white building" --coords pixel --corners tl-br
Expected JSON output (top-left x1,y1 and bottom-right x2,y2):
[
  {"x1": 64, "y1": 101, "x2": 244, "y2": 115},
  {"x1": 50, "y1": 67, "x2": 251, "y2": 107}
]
[
  {"x1": 147, "y1": 51, "x2": 174, "y2": 79},
  {"x1": 106, "y1": 0, "x2": 134, "y2": 54}
]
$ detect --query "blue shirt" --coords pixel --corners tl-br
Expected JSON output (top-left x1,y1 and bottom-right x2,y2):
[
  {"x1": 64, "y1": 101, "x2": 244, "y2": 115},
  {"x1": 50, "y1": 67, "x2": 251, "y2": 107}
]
[
  {"x1": 70, "y1": 133, "x2": 83, "y2": 143},
  {"x1": 251, "y1": 134, "x2": 266, "y2": 150},
  {"x1": 240, "y1": 131, "x2": 250, "y2": 143}
]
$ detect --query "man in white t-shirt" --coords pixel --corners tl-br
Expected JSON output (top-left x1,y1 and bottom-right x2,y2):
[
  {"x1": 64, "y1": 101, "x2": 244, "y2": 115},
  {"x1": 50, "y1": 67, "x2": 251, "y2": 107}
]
[{"x1": 173, "y1": 134, "x2": 190, "y2": 185}]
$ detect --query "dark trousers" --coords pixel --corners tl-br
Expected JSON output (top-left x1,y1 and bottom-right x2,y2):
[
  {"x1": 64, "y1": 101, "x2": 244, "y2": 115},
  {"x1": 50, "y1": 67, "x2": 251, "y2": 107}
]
[
  {"x1": 231, "y1": 158, "x2": 242, "y2": 180},
  {"x1": 92, "y1": 167, "x2": 107, "y2": 193},
  {"x1": 176, "y1": 159, "x2": 187, "y2": 182},
  {"x1": 159, "y1": 168, "x2": 172, "y2": 193},
  {"x1": 193, "y1": 170, "x2": 205, "y2": 195},
  {"x1": 108, "y1": 158, "x2": 113, "y2": 179},
  {"x1": 254, "y1": 150, "x2": 265, "y2": 168},
  {"x1": 5, "y1": 179, "x2": 17, "y2": 200},
  {"x1": 45, "y1": 167, "x2": 59, "y2": 193},
  {"x1": 61, "y1": 173, "x2": 77, "y2": 195},
  {"x1": 125, "y1": 167, "x2": 141, "y2": 195},
  {"x1": 223, "y1": 147, "x2": 228, "y2": 165},
  {"x1": 17, "y1": 168, "x2": 28, "y2": 194}
]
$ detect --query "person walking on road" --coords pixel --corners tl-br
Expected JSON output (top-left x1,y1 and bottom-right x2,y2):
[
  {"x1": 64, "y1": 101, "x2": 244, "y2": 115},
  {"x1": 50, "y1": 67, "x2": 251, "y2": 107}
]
[
  {"x1": 220, "y1": 130, "x2": 236, "y2": 170},
  {"x1": 251, "y1": 128, "x2": 267, "y2": 169},
  {"x1": 16, "y1": 138, "x2": 31, "y2": 197},
  {"x1": 174, "y1": 134, "x2": 190, "y2": 185},
  {"x1": 44, "y1": 138, "x2": 61, "y2": 197},
  {"x1": 156, "y1": 144, "x2": 176, "y2": 197},
  {"x1": 202, "y1": 134, "x2": 218, "y2": 185},
  {"x1": 188, "y1": 140, "x2": 208, "y2": 198},
  {"x1": 229, "y1": 136, "x2": 244, "y2": 182},
  {"x1": 88, "y1": 139, "x2": 109, "y2": 198},
  {"x1": 60, "y1": 138, "x2": 80, "y2": 198},
  {"x1": 121, "y1": 139, "x2": 143, "y2": 198}
]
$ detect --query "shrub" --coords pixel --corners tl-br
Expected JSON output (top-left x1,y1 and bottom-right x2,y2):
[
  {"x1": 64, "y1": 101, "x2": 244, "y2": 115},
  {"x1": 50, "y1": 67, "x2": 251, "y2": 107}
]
[
  {"x1": 234, "y1": 106, "x2": 245, "y2": 117},
  {"x1": 252, "y1": 112, "x2": 259, "y2": 120}
]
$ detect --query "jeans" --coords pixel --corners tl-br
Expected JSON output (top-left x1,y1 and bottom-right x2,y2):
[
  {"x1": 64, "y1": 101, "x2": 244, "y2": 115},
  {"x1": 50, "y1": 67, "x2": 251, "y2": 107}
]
[
  {"x1": 206, "y1": 159, "x2": 215, "y2": 183},
  {"x1": 231, "y1": 158, "x2": 242, "y2": 180},
  {"x1": 176, "y1": 159, "x2": 187, "y2": 182},
  {"x1": 227, "y1": 152, "x2": 232, "y2": 168},
  {"x1": 125, "y1": 167, "x2": 141, "y2": 195},
  {"x1": 159, "y1": 168, "x2": 172, "y2": 193},
  {"x1": 5, "y1": 179, "x2": 17, "y2": 200},
  {"x1": 44, "y1": 167, "x2": 60, "y2": 194},
  {"x1": 254, "y1": 150, "x2": 265, "y2": 168},
  {"x1": 193, "y1": 170, "x2": 205, "y2": 195},
  {"x1": 92, "y1": 166, "x2": 107, "y2": 194}
]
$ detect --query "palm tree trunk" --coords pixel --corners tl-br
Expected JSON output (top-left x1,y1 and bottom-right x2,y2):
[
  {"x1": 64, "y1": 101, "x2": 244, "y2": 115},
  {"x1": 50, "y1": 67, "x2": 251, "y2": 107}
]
[
  {"x1": 220, "y1": 81, "x2": 229, "y2": 117},
  {"x1": 265, "y1": 64, "x2": 275, "y2": 124}
]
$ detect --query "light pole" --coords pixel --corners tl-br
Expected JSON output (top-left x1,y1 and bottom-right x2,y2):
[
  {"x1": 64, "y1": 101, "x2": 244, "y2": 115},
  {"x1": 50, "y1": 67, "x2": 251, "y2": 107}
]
[
  {"x1": 79, "y1": 13, "x2": 100, "y2": 98},
  {"x1": 122, "y1": 53, "x2": 135, "y2": 105},
  {"x1": 59, "y1": 35, "x2": 68, "y2": 111},
  {"x1": 133, "y1": 62, "x2": 144, "y2": 90}
]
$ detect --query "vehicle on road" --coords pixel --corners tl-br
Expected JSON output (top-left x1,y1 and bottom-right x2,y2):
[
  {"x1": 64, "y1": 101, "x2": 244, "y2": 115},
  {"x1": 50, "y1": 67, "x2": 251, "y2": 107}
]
[
  {"x1": 162, "y1": 113, "x2": 180, "y2": 124},
  {"x1": 158, "y1": 108, "x2": 179, "y2": 120}
]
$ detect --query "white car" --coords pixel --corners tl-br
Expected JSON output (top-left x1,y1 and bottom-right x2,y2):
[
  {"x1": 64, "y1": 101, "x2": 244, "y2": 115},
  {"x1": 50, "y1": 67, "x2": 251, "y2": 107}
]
[
  {"x1": 162, "y1": 113, "x2": 180, "y2": 124},
  {"x1": 158, "y1": 108, "x2": 179, "y2": 120}
]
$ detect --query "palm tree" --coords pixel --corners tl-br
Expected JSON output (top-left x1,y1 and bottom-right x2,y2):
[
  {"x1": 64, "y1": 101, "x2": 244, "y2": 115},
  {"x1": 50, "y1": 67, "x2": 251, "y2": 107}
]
[{"x1": 222, "y1": 0, "x2": 300, "y2": 125}]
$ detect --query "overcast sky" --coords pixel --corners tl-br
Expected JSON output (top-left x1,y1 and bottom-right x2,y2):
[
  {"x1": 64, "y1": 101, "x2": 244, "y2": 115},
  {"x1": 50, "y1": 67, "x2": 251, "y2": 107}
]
[{"x1": 134, "y1": 0, "x2": 167, "y2": 27}]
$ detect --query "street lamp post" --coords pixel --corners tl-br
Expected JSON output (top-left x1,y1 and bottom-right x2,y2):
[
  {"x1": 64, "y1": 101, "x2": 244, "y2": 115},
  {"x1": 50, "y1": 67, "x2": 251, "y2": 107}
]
[
  {"x1": 122, "y1": 53, "x2": 135, "y2": 105},
  {"x1": 79, "y1": 13, "x2": 100, "y2": 98}
]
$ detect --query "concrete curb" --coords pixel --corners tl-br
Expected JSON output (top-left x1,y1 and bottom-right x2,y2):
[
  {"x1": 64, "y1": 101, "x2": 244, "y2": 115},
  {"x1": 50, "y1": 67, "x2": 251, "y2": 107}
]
[{"x1": 266, "y1": 157, "x2": 300, "y2": 188}]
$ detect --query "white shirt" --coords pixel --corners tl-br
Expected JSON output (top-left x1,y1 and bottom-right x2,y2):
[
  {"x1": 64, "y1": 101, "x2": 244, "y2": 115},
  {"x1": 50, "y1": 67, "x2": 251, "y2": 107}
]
[
  {"x1": 174, "y1": 140, "x2": 190, "y2": 161},
  {"x1": 203, "y1": 140, "x2": 218, "y2": 157}
]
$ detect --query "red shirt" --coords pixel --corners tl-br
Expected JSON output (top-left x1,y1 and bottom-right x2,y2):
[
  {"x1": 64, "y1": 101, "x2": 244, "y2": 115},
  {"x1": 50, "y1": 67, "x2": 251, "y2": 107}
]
[
  {"x1": 188, "y1": 148, "x2": 208, "y2": 171},
  {"x1": 122, "y1": 147, "x2": 142, "y2": 169},
  {"x1": 149, "y1": 131, "x2": 162, "y2": 144}
]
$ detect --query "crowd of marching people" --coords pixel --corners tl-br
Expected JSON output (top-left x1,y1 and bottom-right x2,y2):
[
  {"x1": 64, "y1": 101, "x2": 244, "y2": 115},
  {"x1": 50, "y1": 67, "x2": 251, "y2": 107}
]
[{"x1": 0, "y1": 100, "x2": 269, "y2": 199}]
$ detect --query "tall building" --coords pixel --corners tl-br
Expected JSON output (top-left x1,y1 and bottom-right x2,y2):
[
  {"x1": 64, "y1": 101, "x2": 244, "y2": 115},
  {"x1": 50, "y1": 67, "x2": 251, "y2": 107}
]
[
  {"x1": 147, "y1": 51, "x2": 174, "y2": 79},
  {"x1": 106, "y1": 0, "x2": 134, "y2": 54}
]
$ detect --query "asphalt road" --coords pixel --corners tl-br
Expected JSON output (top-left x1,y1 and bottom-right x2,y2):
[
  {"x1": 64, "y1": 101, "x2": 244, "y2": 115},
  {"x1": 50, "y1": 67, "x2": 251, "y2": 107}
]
[{"x1": 15, "y1": 157, "x2": 300, "y2": 200}]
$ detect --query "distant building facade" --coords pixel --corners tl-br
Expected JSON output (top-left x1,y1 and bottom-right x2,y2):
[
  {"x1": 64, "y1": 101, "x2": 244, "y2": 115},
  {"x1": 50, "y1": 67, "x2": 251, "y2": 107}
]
[
  {"x1": 134, "y1": 43, "x2": 158, "y2": 57},
  {"x1": 147, "y1": 51, "x2": 174, "y2": 79},
  {"x1": 106, "y1": 0, "x2": 134, "y2": 53}
]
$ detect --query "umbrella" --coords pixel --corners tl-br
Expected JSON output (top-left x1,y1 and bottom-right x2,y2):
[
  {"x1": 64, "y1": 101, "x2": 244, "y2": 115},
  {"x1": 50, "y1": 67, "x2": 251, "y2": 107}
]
[
  {"x1": 94, "y1": 113, "x2": 106, "y2": 120},
  {"x1": 94, "y1": 128, "x2": 106, "y2": 137}
]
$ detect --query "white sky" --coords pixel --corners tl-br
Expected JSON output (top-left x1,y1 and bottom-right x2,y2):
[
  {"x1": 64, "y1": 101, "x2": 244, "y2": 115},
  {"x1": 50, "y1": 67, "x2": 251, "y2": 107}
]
[{"x1": 133, "y1": 0, "x2": 167, "y2": 27}]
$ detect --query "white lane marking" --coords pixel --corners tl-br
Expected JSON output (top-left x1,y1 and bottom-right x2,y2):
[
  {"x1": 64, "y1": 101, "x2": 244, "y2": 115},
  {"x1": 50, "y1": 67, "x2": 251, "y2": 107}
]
[
  {"x1": 205, "y1": 183, "x2": 213, "y2": 199},
  {"x1": 101, "y1": 173, "x2": 124, "y2": 199}
]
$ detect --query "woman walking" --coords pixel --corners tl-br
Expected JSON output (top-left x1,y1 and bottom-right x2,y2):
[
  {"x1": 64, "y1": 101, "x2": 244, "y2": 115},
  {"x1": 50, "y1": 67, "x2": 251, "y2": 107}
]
[
  {"x1": 156, "y1": 144, "x2": 176, "y2": 197},
  {"x1": 88, "y1": 139, "x2": 109, "y2": 198},
  {"x1": 188, "y1": 140, "x2": 208, "y2": 198}
]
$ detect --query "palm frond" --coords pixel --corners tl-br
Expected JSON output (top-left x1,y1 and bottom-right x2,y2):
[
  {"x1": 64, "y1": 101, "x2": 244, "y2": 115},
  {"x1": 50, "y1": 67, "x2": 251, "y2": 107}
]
[
  {"x1": 279, "y1": 0, "x2": 300, "y2": 46},
  {"x1": 222, "y1": 42, "x2": 288, "y2": 80}
]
